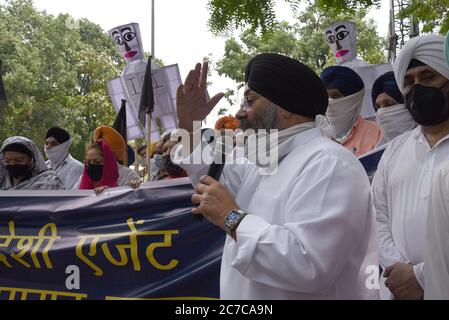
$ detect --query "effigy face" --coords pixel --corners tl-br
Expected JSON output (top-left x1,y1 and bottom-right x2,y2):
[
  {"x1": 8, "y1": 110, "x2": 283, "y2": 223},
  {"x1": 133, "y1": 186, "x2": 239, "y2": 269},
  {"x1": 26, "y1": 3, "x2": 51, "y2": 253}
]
[
  {"x1": 108, "y1": 23, "x2": 144, "y2": 63},
  {"x1": 325, "y1": 21, "x2": 357, "y2": 64}
]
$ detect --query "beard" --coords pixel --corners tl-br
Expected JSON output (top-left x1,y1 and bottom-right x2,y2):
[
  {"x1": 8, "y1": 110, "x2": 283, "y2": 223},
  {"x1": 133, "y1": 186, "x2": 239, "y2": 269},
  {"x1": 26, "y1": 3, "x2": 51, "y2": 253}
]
[{"x1": 239, "y1": 103, "x2": 279, "y2": 131}]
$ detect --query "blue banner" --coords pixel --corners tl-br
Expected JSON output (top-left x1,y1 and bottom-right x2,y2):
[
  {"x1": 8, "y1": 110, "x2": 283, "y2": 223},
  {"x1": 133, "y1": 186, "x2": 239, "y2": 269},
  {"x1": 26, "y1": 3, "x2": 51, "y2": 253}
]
[{"x1": 0, "y1": 179, "x2": 225, "y2": 300}]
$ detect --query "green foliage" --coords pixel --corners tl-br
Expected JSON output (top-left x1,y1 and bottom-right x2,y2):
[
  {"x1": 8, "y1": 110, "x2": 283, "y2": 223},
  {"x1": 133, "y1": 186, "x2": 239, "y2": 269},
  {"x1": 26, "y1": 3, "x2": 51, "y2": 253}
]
[
  {"x1": 216, "y1": 3, "x2": 387, "y2": 77},
  {"x1": 207, "y1": 0, "x2": 380, "y2": 37},
  {"x1": 398, "y1": 0, "x2": 449, "y2": 34},
  {"x1": 316, "y1": 0, "x2": 380, "y2": 16},
  {"x1": 215, "y1": 2, "x2": 387, "y2": 111},
  {"x1": 0, "y1": 0, "x2": 125, "y2": 161}
]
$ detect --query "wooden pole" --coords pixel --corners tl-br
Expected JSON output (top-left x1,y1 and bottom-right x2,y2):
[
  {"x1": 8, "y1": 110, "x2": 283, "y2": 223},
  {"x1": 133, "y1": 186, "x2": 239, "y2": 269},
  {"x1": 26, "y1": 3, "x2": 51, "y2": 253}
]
[
  {"x1": 145, "y1": 0, "x2": 155, "y2": 182},
  {"x1": 146, "y1": 114, "x2": 152, "y2": 181}
]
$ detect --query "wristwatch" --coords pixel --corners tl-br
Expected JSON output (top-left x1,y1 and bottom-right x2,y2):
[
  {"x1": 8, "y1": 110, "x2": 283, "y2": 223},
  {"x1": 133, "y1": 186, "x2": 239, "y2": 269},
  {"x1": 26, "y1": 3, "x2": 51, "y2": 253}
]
[{"x1": 224, "y1": 209, "x2": 247, "y2": 236}]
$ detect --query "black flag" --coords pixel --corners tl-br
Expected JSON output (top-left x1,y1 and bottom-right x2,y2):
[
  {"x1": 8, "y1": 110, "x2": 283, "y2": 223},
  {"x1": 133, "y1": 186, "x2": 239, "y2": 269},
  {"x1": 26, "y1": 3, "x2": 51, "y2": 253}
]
[
  {"x1": 138, "y1": 55, "x2": 155, "y2": 127},
  {"x1": 113, "y1": 99, "x2": 128, "y2": 143},
  {"x1": 0, "y1": 60, "x2": 8, "y2": 119},
  {"x1": 112, "y1": 99, "x2": 135, "y2": 166}
]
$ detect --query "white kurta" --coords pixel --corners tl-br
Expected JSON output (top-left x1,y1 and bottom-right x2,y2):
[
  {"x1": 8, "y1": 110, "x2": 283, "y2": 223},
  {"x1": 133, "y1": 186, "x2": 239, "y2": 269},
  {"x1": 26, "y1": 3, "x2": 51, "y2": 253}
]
[
  {"x1": 46, "y1": 154, "x2": 84, "y2": 189},
  {"x1": 177, "y1": 127, "x2": 379, "y2": 300},
  {"x1": 425, "y1": 161, "x2": 449, "y2": 300},
  {"x1": 372, "y1": 127, "x2": 449, "y2": 299}
]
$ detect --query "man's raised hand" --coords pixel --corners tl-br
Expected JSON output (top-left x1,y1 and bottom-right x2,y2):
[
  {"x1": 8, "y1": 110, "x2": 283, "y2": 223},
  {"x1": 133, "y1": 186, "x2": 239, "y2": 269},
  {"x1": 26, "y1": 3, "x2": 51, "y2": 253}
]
[{"x1": 176, "y1": 61, "x2": 224, "y2": 132}]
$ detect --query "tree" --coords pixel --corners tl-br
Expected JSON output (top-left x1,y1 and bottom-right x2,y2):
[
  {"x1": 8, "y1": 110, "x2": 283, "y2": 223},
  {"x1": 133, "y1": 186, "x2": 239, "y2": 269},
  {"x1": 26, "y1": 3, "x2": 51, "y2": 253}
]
[
  {"x1": 398, "y1": 0, "x2": 449, "y2": 34},
  {"x1": 207, "y1": 0, "x2": 380, "y2": 37},
  {"x1": 214, "y1": 2, "x2": 388, "y2": 112},
  {"x1": 0, "y1": 0, "x2": 125, "y2": 161}
]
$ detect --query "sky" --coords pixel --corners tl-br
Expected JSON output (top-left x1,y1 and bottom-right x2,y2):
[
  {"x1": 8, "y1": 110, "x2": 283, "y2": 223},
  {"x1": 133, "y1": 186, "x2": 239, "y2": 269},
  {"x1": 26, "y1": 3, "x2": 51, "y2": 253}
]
[{"x1": 30, "y1": 0, "x2": 391, "y2": 126}]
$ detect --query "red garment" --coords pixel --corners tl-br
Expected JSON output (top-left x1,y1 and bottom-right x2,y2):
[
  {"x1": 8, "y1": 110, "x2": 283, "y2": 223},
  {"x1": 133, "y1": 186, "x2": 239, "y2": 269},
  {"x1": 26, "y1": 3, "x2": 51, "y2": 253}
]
[
  {"x1": 167, "y1": 170, "x2": 188, "y2": 180},
  {"x1": 343, "y1": 116, "x2": 383, "y2": 157},
  {"x1": 79, "y1": 140, "x2": 119, "y2": 189}
]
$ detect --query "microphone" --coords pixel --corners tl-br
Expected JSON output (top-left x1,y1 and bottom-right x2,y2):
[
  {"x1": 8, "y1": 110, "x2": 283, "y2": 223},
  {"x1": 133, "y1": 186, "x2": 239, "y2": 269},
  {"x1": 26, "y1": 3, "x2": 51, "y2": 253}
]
[{"x1": 194, "y1": 131, "x2": 228, "y2": 221}]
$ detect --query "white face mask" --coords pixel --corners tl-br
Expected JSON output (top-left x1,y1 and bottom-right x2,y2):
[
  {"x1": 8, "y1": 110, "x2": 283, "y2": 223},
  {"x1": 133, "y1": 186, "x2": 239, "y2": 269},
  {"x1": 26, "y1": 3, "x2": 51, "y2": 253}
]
[
  {"x1": 376, "y1": 104, "x2": 417, "y2": 142},
  {"x1": 44, "y1": 139, "x2": 71, "y2": 167},
  {"x1": 326, "y1": 90, "x2": 365, "y2": 140}
]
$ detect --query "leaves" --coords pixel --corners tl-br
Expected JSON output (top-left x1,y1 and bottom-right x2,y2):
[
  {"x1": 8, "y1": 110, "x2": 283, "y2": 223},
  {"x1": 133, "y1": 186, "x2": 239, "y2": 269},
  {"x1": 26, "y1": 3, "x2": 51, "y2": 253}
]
[
  {"x1": 207, "y1": 0, "x2": 380, "y2": 37},
  {"x1": 0, "y1": 0, "x2": 124, "y2": 161},
  {"x1": 214, "y1": 2, "x2": 387, "y2": 111},
  {"x1": 398, "y1": 0, "x2": 449, "y2": 34}
]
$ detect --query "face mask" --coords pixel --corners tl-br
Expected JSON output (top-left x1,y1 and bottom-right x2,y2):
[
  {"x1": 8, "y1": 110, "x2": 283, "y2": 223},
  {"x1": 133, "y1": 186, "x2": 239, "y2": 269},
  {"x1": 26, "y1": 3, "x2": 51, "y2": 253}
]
[
  {"x1": 326, "y1": 90, "x2": 365, "y2": 139},
  {"x1": 6, "y1": 164, "x2": 30, "y2": 178},
  {"x1": 376, "y1": 104, "x2": 417, "y2": 142},
  {"x1": 86, "y1": 164, "x2": 103, "y2": 181},
  {"x1": 163, "y1": 155, "x2": 184, "y2": 177},
  {"x1": 149, "y1": 158, "x2": 159, "y2": 176},
  {"x1": 405, "y1": 82, "x2": 449, "y2": 126},
  {"x1": 153, "y1": 154, "x2": 166, "y2": 170},
  {"x1": 45, "y1": 139, "x2": 71, "y2": 167}
]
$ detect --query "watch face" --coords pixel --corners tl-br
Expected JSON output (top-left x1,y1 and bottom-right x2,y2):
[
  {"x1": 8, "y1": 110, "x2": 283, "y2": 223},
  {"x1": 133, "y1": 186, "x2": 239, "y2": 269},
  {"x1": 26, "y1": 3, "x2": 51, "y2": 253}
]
[{"x1": 227, "y1": 211, "x2": 240, "y2": 223}]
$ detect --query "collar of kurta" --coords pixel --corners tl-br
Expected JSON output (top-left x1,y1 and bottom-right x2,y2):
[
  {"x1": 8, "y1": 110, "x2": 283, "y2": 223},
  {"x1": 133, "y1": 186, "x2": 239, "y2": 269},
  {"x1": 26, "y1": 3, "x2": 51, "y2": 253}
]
[{"x1": 414, "y1": 126, "x2": 449, "y2": 151}]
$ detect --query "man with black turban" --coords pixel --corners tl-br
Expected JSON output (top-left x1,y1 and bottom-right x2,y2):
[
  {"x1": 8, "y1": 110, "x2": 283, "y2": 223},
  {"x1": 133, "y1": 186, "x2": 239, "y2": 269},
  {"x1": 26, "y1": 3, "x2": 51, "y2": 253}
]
[
  {"x1": 371, "y1": 71, "x2": 416, "y2": 144},
  {"x1": 321, "y1": 65, "x2": 382, "y2": 156},
  {"x1": 172, "y1": 54, "x2": 378, "y2": 300},
  {"x1": 44, "y1": 126, "x2": 84, "y2": 189}
]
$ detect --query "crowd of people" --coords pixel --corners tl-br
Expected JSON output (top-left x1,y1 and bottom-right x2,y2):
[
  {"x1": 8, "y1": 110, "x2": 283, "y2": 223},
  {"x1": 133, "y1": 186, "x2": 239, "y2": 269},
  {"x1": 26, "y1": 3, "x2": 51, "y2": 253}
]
[
  {"x1": 0, "y1": 123, "x2": 189, "y2": 194},
  {"x1": 1, "y1": 32, "x2": 449, "y2": 300}
]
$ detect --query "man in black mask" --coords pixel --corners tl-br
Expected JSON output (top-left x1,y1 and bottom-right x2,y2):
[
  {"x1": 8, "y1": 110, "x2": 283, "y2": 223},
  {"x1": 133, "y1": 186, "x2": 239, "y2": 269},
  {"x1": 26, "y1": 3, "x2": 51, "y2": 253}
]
[{"x1": 372, "y1": 34, "x2": 449, "y2": 300}]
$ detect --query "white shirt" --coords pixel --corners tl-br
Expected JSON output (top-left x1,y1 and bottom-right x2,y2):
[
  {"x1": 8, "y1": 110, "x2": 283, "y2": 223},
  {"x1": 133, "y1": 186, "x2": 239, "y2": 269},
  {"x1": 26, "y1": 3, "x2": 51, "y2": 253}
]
[
  {"x1": 118, "y1": 165, "x2": 141, "y2": 186},
  {"x1": 46, "y1": 154, "x2": 84, "y2": 189},
  {"x1": 178, "y1": 128, "x2": 379, "y2": 300},
  {"x1": 425, "y1": 161, "x2": 449, "y2": 300},
  {"x1": 372, "y1": 127, "x2": 449, "y2": 299}
]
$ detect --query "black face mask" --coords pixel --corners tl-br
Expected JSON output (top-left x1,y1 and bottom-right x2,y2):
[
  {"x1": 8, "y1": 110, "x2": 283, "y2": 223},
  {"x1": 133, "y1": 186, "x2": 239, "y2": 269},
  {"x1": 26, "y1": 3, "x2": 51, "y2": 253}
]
[
  {"x1": 6, "y1": 164, "x2": 30, "y2": 178},
  {"x1": 405, "y1": 81, "x2": 449, "y2": 126},
  {"x1": 163, "y1": 156, "x2": 184, "y2": 177},
  {"x1": 86, "y1": 164, "x2": 103, "y2": 181}
]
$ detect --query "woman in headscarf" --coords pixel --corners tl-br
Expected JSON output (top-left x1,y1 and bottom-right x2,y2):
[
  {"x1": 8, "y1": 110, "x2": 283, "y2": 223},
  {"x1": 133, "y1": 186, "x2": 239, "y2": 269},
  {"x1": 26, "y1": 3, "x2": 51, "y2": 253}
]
[
  {"x1": 76, "y1": 126, "x2": 140, "y2": 194},
  {"x1": 94, "y1": 126, "x2": 141, "y2": 188},
  {"x1": 93, "y1": 126, "x2": 141, "y2": 187},
  {"x1": 1, "y1": 136, "x2": 63, "y2": 190},
  {"x1": 79, "y1": 140, "x2": 120, "y2": 195}
]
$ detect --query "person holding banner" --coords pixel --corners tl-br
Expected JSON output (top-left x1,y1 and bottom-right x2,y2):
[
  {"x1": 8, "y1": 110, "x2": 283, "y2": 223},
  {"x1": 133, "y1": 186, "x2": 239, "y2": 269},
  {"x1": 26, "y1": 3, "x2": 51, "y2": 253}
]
[
  {"x1": 1, "y1": 136, "x2": 63, "y2": 190},
  {"x1": 174, "y1": 54, "x2": 378, "y2": 300},
  {"x1": 79, "y1": 140, "x2": 120, "y2": 195},
  {"x1": 320, "y1": 66, "x2": 382, "y2": 157},
  {"x1": 372, "y1": 34, "x2": 449, "y2": 300},
  {"x1": 93, "y1": 126, "x2": 141, "y2": 187},
  {"x1": 371, "y1": 72, "x2": 416, "y2": 145},
  {"x1": 44, "y1": 127, "x2": 84, "y2": 189}
]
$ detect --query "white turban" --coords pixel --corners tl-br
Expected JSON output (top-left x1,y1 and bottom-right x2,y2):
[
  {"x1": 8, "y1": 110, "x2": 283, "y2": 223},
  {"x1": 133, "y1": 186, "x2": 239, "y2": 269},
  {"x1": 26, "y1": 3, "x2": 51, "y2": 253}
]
[
  {"x1": 445, "y1": 31, "x2": 449, "y2": 66},
  {"x1": 394, "y1": 34, "x2": 449, "y2": 94}
]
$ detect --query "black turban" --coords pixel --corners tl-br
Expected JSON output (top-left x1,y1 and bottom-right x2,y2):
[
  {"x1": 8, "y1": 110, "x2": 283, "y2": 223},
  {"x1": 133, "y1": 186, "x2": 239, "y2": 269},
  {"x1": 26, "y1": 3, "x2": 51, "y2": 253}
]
[
  {"x1": 244, "y1": 53, "x2": 328, "y2": 118},
  {"x1": 371, "y1": 71, "x2": 404, "y2": 110},
  {"x1": 320, "y1": 66, "x2": 365, "y2": 96},
  {"x1": 45, "y1": 127, "x2": 70, "y2": 144}
]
